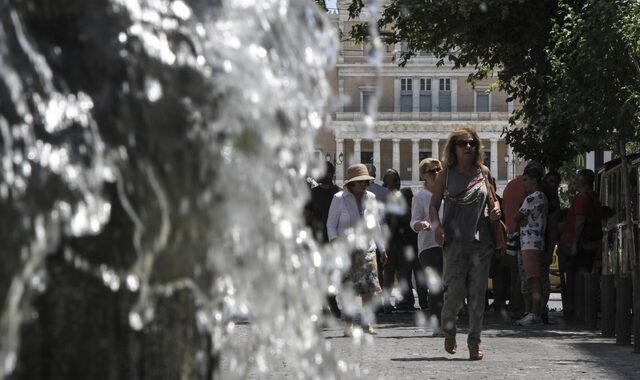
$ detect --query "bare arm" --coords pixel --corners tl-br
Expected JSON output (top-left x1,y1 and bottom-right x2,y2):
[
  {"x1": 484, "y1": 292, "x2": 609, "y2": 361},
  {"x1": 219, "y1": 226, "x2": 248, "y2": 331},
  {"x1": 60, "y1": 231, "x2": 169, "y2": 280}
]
[
  {"x1": 429, "y1": 169, "x2": 446, "y2": 246},
  {"x1": 411, "y1": 192, "x2": 430, "y2": 232},
  {"x1": 326, "y1": 195, "x2": 340, "y2": 242},
  {"x1": 511, "y1": 211, "x2": 526, "y2": 234}
]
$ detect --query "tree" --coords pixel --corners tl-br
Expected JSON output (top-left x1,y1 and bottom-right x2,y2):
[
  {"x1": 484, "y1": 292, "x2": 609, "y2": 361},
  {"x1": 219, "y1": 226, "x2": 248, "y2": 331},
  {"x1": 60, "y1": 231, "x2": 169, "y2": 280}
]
[
  {"x1": 348, "y1": 0, "x2": 578, "y2": 167},
  {"x1": 347, "y1": 0, "x2": 640, "y2": 350}
]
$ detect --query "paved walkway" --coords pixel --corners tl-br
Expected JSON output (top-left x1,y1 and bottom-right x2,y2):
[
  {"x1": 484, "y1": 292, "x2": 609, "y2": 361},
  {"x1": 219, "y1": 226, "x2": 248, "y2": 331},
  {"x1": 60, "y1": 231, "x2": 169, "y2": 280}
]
[
  {"x1": 320, "y1": 310, "x2": 638, "y2": 380},
  {"x1": 241, "y1": 306, "x2": 639, "y2": 379}
]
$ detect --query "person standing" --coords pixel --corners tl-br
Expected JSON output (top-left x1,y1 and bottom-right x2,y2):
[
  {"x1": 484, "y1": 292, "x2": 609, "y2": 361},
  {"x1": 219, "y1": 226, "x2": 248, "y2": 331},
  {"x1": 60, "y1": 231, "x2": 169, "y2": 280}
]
[
  {"x1": 366, "y1": 163, "x2": 389, "y2": 290},
  {"x1": 366, "y1": 164, "x2": 390, "y2": 202},
  {"x1": 327, "y1": 163, "x2": 388, "y2": 336},
  {"x1": 561, "y1": 169, "x2": 602, "y2": 320},
  {"x1": 381, "y1": 169, "x2": 427, "y2": 312},
  {"x1": 512, "y1": 165, "x2": 548, "y2": 326},
  {"x1": 502, "y1": 172, "x2": 528, "y2": 320},
  {"x1": 305, "y1": 161, "x2": 341, "y2": 243},
  {"x1": 411, "y1": 158, "x2": 444, "y2": 335},
  {"x1": 541, "y1": 171, "x2": 562, "y2": 323},
  {"x1": 304, "y1": 161, "x2": 342, "y2": 318},
  {"x1": 429, "y1": 128, "x2": 501, "y2": 361}
]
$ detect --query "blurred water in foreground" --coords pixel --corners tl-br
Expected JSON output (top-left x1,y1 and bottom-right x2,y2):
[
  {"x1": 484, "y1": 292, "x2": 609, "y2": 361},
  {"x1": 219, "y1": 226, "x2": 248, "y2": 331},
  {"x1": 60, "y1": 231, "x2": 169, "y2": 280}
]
[{"x1": 0, "y1": 0, "x2": 395, "y2": 378}]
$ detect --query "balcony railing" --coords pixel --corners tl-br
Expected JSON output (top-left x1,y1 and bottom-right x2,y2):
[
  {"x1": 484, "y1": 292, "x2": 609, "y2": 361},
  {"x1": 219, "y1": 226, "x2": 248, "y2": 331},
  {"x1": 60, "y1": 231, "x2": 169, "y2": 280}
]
[{"x1": 335, "y1": 111, "x2": 511, "y2": 122}]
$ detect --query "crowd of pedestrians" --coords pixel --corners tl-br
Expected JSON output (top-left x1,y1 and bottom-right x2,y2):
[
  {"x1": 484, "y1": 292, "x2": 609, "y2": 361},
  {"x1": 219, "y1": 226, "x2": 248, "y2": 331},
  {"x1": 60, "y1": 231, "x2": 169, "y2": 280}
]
[{"x1": 304, "y1": 127, "x2": 604, "y2": 361}]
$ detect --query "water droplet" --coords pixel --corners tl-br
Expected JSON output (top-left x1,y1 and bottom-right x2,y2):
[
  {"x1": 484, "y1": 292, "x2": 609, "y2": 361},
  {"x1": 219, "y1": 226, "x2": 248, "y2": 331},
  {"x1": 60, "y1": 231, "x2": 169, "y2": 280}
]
[
  {"x1": 126, "y1": 275, "x2": 140, "y2": 292},
  {"x1": 145, "y1": 78, "x2": 162, "y2": 102},
  {"x1": 425, "y1": 266, "x2": 443, "y2": 293},
  {"x1": 170, "y1": 0, "x2": 192, "y2": 20},
  {"x1": 129, "y1": 312, "x2": 144, "y2": 331},
  {"x1": 403, "y1": 246, "x2": 415, "y2": 261},
  {"x1": 3, "y1": 352, "x2": 16, "y2": 375}
]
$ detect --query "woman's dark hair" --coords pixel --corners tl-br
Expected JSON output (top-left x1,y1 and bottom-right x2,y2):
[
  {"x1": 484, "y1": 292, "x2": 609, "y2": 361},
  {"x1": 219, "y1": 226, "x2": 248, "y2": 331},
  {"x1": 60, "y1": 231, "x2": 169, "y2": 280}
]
[
  {"x1": 523, "y1": 165, "x2": 544, "y2": 185},
  {"x1": 544, "y1": 170, "x2": 560, "y2": 184}
]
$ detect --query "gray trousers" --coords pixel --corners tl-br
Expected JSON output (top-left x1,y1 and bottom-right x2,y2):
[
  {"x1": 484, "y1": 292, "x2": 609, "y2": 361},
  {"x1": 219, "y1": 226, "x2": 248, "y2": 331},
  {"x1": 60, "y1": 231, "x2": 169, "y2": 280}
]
[{"x1": 441, "y1": 240, "x2": 493, "y2": 346}]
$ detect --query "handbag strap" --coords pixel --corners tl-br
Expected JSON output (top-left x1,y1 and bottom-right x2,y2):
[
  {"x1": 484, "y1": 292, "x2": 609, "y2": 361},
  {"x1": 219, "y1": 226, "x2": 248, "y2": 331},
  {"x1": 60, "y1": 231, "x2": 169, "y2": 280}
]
[{"x1": 481, "y1": 168, "x2": 498, "y2": 211}]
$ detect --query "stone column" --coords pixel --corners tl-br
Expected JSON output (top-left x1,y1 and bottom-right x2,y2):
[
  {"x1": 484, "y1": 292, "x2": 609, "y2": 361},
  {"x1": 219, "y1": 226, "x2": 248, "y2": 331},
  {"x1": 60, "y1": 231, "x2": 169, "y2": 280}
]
[
  {"x1": 373, "y1": 138, "x2": 381, "y2": 180},
  {"x1": 353, "y1": 138, "x2": 361, "y2": 164},
  {"x1": 431, "y1": 138, "x2": 440, "y2": 161},
  {"x1": 392, "y1": 138, "x2": 400, "y2": 172},
  {"x1": 490, "y1": 138, "x2": 499, "y2": 179},
  {"x1": 507, "y1": 145, "x2": 515, "y2": 182},
  {"x1": 412, "y1": 138, "x2": 420, "y2": 182},
  {"x1": 336, "y1": 138, "x2": 345, "y2": 182},
  {"x1": 433, "y1": 78, "x2": 440, "y2": 111},
  {"x1": 394, "y1": 79, "x2": 400, "y2": 112},
  {"x1": 451, "y1": 77, "x2": 458, "y2": 112},
  {"x1": 586, "y1": 151, "x2": 595, "y2": 172},
  {"x1": 338, "y1": 78, "x2": 345, "y2": 111}
]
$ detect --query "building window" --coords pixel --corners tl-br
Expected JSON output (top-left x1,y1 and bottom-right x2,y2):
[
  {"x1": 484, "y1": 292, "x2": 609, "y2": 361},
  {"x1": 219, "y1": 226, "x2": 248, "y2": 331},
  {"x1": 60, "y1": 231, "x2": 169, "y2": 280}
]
[
  {"x1": 476, "y1": 91, "x2": 490, "y2": 112},
  {"x1": 361, "y1": 90, "x2": 374, "y2": 113},
  {"x1": 439, "y1": 78, "x2": 451, "y2": 112},
  {"x1": 419, "y1": 78, "x2": 432, "y2": 112},
  {"x1": 439, "y1": 78, "x2": 450, "y2": 91},
  {"x1": 400, "y1": 78, "x2": 413, "y2": 112}
]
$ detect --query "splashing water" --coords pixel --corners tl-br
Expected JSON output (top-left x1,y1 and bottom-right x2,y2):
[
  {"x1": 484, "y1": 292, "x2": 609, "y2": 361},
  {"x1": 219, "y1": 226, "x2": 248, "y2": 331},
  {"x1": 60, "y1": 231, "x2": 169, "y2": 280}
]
[{"x1": 0, "y1": 0, "x2": 391, "y2": 378}]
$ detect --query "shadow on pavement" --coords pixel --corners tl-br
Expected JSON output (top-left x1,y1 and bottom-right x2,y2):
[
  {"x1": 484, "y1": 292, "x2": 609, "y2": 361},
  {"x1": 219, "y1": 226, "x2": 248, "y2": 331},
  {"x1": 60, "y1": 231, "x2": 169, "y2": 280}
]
[{"x1": 390, "y1": 357, "x2": 469, "y2": 362}]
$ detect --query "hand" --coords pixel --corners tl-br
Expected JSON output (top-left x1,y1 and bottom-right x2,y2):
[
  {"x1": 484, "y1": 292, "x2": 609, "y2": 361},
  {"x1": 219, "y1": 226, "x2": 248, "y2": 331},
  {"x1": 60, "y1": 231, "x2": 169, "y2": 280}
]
[
  {"x1": 417, "y1": 221, "x2": 431, "y2": 231},
  {"x1": 489, "y1": 206, "x2": 502, "y2": 221},
  {"x1": 435, "y1": 226, "x2": 446, "y2": 246}
]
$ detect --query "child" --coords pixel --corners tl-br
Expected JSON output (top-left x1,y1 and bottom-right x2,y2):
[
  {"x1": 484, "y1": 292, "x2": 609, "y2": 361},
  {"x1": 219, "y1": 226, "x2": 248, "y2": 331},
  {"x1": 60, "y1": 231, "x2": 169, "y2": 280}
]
[{"x1": 512, "y1": 165, "x2": 548, "y2": 326}]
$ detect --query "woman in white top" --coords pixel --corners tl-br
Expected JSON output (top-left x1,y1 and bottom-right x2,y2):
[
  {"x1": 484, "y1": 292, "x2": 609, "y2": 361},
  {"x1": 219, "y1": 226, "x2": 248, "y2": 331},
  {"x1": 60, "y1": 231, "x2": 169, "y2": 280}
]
[
  {"x1": 327, "y1": 163, "x2": 388, "y2": 336},
  {"x1": 410, "y1": 158, "x2": 444, "y2": 335}
]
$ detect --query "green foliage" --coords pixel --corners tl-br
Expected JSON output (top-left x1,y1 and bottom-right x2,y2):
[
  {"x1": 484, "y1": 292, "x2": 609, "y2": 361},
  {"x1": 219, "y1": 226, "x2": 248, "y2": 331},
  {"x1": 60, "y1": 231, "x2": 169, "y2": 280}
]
[{"x1": 345, "y1": 0, "x2": 640, "y2": 168}]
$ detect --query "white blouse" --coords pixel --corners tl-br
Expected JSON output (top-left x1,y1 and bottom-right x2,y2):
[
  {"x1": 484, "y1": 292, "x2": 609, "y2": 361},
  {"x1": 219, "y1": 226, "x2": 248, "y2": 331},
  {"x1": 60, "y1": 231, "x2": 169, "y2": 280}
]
[
  {"x1": 410, "y1": 188, "x2": 443, "y2": 253},
  {"x1": 326, "y1": 189, "x2": 385, "y2": 251}
]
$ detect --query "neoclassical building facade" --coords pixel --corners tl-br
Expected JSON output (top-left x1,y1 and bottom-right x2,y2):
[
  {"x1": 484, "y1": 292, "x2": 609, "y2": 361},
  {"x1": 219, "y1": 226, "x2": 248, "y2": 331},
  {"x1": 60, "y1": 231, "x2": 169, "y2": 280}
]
[{"x1": 317, "y1": 2, "x2": 523, "y2": 187}]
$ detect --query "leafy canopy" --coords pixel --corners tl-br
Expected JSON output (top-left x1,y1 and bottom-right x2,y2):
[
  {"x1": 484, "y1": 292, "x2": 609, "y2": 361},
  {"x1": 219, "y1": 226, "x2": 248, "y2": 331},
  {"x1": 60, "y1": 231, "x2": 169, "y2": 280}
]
[{"x1": 345, "y1": 0, "x2": 640, "y2": 169}]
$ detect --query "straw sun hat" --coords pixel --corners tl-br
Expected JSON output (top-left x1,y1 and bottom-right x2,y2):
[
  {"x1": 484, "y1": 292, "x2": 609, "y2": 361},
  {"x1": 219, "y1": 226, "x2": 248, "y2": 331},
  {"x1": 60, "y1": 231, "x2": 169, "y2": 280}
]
[{"x1": 343, "y1": 163, "x2": 375, "y2": 186}]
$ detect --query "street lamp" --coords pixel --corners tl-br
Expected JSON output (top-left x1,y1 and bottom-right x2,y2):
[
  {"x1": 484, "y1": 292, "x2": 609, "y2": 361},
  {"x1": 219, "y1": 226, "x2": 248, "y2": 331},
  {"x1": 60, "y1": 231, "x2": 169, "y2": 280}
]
[
  {"x1": 326, "y1": 152, "x2": 344, "y2": 165},
  {"x1": 504, "y1": 152, "x2": 524, "y2": 178},
  {"x1": 504, "y1": 153, "x2": 512, "y2": 178}
]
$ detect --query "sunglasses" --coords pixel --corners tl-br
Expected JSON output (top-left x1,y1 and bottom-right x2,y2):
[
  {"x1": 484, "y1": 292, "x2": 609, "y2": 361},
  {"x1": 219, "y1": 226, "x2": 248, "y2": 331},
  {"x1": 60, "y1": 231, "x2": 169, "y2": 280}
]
[
  {"x1": 455, "y1": 139, "x2": 479, "y2": 148},
  {"x1": 427, "y1": 167, "x2": 441, "y2": 174}
]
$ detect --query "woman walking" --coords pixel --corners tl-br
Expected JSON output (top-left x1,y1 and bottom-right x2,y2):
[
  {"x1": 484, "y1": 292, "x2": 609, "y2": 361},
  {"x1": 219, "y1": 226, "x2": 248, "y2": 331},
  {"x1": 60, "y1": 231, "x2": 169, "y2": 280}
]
[
  {"x1": 429, "y1": 128, "x2": 502, "y2": 360},
  {"x1": 410, "y1": 158, "x2": 445, "y2": 336},
  {"x1": 327, "y1": 163, "x2": 388, "y2": 336}
]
